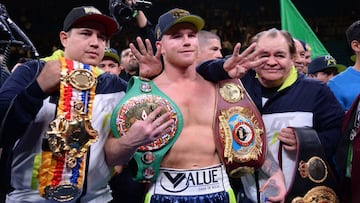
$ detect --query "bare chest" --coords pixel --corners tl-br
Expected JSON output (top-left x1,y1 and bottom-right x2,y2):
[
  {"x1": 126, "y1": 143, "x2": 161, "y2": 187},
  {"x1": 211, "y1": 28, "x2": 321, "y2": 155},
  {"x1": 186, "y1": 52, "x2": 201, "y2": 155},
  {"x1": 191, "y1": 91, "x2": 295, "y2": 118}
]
[{"x1": 164, "y1": 82, "x2": 216, "y2": 125}]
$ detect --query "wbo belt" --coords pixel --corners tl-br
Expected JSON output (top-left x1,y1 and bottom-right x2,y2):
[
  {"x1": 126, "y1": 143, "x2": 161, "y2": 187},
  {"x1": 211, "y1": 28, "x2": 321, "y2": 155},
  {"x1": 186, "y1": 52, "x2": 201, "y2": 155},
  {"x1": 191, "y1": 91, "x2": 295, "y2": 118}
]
[
  {"x1": 279, "y1": 127, "x2": 339, "y2": 203},
  {"x1": 111, "y1": 76, "x2": 183, "y2": 182},
  {"x1": 214, "y1": 79, "x2": 266, "y2": 178}
]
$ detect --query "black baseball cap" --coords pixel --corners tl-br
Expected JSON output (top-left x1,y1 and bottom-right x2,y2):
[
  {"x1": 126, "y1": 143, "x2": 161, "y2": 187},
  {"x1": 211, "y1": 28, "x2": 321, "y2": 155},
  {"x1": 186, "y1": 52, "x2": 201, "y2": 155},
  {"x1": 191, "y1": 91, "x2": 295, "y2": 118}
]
[
  {"x1": 63, "y1": 6, "x2": 118, "y2": 38},
  {"x1": 155, "y1": 8, "x2": 205, "y2": 40},
  {"x1": 308, "y1": 55, "x2": 345, "y2": 74},
  {"x1": 104, "y1": 48, "x2": 120, "y2": 63}
]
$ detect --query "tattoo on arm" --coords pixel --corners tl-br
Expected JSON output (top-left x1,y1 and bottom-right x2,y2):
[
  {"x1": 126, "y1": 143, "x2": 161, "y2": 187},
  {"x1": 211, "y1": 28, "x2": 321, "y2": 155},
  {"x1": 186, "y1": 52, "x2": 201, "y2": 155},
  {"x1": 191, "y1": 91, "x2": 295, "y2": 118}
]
[{"x1": 261, "y1": 149, "x2": 280, "y2": 176}]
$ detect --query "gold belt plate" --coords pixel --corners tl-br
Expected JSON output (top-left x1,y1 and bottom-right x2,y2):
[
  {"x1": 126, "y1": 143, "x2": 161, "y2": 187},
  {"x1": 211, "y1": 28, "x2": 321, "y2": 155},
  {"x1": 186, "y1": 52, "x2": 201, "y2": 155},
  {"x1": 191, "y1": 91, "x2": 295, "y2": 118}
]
[{"x1": 61, "y1": 69, "x2": 97, "y2": 90}]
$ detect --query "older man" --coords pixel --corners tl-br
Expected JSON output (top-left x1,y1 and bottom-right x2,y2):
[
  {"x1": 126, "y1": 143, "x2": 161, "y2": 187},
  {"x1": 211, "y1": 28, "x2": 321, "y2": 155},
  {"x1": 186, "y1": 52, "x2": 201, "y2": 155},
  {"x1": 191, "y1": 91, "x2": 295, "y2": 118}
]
[{"x1": 197, "y1": 28, "x2": 344, "y2": 202}]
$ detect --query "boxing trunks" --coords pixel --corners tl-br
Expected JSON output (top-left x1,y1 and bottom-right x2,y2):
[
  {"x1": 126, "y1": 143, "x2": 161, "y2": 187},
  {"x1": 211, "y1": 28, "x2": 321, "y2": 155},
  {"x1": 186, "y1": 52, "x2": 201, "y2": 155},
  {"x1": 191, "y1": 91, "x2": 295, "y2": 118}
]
[
  {"x1": 111, "y1": 76, "x2": 183, "y2": 182},
  {"x1": 281, "y1": 127, "x2": 338, "y2": 203},
  {"x1": 145, "y1": 164, "x2": 236, "y2": 203},
  {"x1": 214, "y1": 79, "x2": 266, "y2": 177}
]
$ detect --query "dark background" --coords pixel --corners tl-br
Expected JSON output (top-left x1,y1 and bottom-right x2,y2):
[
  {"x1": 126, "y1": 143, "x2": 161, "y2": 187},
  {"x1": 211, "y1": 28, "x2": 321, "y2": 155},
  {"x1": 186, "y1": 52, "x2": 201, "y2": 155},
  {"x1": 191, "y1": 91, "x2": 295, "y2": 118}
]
[{"x1": 0, "y1": 0, "x2": 358, "y2": 68}]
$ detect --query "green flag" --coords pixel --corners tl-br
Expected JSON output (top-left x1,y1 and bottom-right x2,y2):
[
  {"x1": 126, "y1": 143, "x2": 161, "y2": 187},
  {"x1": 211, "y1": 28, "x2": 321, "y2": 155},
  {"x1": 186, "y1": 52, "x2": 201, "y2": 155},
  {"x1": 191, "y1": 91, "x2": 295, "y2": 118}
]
[{"x1": 280, "y1": 0, "x2": 328, "y2": 58}]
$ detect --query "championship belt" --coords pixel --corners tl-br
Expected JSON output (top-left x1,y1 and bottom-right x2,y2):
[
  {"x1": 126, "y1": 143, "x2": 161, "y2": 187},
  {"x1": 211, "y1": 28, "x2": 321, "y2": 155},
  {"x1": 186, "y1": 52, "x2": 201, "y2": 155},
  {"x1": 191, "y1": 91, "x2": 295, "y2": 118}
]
[
  {"x1": 110, "y1": 76, "x2": 183, "y2": 182},
  {"x1": 281, "y1": 127, "x2": 339, "y2": 203},
  {"x1": 214, "y1": 79, "x2": 266, "y2": 178},
  {"x1": 38, "y1": 57, "x2": 100, "y2": 202}
]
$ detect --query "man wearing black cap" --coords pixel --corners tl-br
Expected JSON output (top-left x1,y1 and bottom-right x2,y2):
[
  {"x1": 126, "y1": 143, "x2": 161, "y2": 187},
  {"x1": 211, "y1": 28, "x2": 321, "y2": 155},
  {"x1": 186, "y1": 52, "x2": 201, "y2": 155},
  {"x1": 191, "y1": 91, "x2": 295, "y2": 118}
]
[
  {"x1": 307, "y1": 55, "x2": 345, "y2": 83},
  {"x1": 0, "y1": 6, "x2": 128, "y2": 203},
  {"x1": 105, "y1": 8, "x2": 286, "y2": 203},
  {"x1": 99, "y1": 47, "x2": 122, "y2": 76}
]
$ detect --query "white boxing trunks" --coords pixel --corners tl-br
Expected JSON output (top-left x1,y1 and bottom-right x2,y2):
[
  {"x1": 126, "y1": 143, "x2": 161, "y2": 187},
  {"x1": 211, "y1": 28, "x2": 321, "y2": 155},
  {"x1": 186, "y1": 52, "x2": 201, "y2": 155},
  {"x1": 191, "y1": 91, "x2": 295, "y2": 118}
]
[{"x1": 145, "y1": 164, "x2": 236, "y2": 203}]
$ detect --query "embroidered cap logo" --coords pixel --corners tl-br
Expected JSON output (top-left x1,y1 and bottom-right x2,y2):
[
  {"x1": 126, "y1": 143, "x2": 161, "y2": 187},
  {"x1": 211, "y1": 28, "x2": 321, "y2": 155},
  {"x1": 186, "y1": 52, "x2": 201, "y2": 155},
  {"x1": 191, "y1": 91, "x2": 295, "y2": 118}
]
[
  {"x1": 324, "y1": 55, "x2": 336, "y2": 67},
  {"x1": 171, "y1": 9, "x2": 190, "y2": 18},
  {"x1": 83, "y1": 7, "x2": 102, "y2": 15}
]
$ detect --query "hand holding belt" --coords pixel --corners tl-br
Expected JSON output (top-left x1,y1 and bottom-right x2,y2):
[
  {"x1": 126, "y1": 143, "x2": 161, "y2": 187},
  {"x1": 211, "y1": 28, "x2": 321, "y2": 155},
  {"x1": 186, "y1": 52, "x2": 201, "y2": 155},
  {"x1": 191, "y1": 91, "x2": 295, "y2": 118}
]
[
  {"x1": 111, "y1": 76, "x2": 183, "y2": 182},
  {"x1": 280, "y1": 127, "x2": 338, "y2": 203},
  {"x1": 214, "y1": 79, "x2": 266, "y2": 178},
  {"x1": 38, "y1": 57, "x2": 100, "y2": 202}
]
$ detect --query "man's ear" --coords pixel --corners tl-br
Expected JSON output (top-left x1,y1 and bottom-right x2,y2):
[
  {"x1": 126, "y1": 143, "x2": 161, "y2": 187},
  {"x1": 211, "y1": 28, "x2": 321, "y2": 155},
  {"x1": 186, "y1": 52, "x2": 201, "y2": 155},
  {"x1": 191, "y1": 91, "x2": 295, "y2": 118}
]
[
  {"x1": 59, "y1": 31, "x2": 69, "y2": 48},
  {"x1": 351, "y1": 40, "x2": 360, "y2": 52},
  {"x1": 155, "y1": 41, "x2": 164, "y2": 55}
]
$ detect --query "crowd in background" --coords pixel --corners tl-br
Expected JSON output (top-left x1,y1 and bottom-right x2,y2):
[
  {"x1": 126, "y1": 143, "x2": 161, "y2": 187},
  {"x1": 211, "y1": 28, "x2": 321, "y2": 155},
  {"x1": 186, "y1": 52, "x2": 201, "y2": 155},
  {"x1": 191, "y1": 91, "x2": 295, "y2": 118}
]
[{"x1": 0, "y1": 0, "x2": 358, "y2": 69}]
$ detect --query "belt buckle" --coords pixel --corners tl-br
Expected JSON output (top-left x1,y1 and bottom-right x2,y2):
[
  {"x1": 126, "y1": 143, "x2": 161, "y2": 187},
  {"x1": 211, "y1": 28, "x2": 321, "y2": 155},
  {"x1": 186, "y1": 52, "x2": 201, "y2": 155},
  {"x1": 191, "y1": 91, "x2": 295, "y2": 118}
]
[{"x1": 62, "y1": 69, "x2": 97, "y2": 90}]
